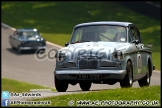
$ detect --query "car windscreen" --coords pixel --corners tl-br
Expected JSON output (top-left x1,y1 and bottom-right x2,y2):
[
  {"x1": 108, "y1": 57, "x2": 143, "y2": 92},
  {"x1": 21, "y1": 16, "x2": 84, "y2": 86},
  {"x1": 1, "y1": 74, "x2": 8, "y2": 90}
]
[
  {"x1": 19, "y1": 31, "x2": 40, "y2": 38},
  {"x1": 70, "y1": 25, "x2": 127, "y2": 43}
]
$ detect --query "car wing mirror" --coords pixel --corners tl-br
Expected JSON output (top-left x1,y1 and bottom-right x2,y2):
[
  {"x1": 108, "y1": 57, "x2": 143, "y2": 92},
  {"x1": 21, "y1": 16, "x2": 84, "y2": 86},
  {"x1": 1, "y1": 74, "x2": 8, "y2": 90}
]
[
  {"x1": 146, "y1": 44, "x2": 153, "y2": 48},
  {"x1": 65, "y1": 42, "x2": 69, "y2": 47},
  {"x1": 131, "y1": 40, "x2": 139, "y2": 45}
]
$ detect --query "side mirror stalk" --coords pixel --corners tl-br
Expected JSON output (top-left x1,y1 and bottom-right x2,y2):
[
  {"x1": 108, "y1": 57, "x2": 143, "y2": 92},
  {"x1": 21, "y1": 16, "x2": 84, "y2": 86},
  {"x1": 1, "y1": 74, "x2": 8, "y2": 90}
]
[{"x1": 131, "y1": 40, "x2": 139, "y2": 45}]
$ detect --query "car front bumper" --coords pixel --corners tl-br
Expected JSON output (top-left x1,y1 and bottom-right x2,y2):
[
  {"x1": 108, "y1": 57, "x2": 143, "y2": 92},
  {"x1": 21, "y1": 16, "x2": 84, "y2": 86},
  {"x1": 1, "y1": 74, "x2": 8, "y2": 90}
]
[
  {"x1": 54, "y1": 69, "x2": 126, "y2": 80},
  {"x1": 20, "y1": 46, "x2": 46, "y2": 50}
]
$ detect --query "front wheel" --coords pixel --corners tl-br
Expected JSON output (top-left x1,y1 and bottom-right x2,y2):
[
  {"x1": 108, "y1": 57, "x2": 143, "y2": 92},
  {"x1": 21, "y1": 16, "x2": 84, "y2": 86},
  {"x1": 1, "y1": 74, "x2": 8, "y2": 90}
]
[
  {"x1": 79, "y1": 82, "x2": 91, "y2": 91},
  {"x1": 107, "y1": 80, "x2": 117, "y2": 85},
  {"x1": 138, "y1": 64, "x2": 151, "y2": 87},
  {"x1": 120, "y1": 61, "x2": 133, "y2": 88},
  {"x1": 54, "y1": 75, "x2": 68, "y2": 92}
]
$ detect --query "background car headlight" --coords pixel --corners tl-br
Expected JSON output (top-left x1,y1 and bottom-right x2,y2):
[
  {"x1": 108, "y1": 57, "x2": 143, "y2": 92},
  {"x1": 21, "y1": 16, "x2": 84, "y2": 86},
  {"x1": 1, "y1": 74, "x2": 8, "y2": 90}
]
[{"x1": 55, "y1": 51, "x2": 66, "y2": 62}]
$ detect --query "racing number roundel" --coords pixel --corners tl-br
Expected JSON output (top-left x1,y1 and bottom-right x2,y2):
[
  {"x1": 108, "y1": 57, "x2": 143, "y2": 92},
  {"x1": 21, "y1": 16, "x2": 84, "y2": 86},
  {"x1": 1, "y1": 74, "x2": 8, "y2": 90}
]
[{"x1": 137, "y1": 53, "x2": 142, "y2": 73}]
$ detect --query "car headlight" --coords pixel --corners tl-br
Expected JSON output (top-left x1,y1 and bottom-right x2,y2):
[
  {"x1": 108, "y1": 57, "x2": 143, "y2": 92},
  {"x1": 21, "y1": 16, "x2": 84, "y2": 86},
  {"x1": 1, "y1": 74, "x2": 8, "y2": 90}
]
[
  {"x1": 113, "y1": 50, "x2": 123, "y2": 60},
  {"x1": 55, "y1": 51, "x2": 66, "y2": 62}
]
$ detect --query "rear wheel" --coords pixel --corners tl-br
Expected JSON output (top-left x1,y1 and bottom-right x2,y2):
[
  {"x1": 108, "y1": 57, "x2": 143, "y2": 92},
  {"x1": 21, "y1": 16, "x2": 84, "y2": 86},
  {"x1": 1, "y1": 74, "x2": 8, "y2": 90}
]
[
  {"x1": 79, "y1": 82, "x2": 91, "y2": 91},
  {"x1": 120, "y1": 61, "x2": 133, "y2": 88},
  {"x1": 54, "y1": 75, "x2": 68, "y2": 92},
  {"x1": 138, "y1": 64, "x2": 151, "y2": 87}
]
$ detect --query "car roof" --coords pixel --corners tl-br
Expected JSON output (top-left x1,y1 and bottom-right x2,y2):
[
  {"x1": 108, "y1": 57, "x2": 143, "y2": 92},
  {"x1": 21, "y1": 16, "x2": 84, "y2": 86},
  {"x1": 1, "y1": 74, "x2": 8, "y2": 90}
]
[
  {"x1": 74, "y1": 21, "x2": 135, "y2": 28},
  {"x1": 17, "y1": 28, "x2": 38, "y2": 32}
]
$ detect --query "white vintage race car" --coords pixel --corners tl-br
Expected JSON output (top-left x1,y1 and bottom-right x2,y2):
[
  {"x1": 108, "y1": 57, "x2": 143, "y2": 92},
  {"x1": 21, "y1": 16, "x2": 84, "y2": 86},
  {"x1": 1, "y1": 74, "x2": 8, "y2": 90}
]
[{"x1": 54, "y1": 21, "x2": 155, "y2": 92}]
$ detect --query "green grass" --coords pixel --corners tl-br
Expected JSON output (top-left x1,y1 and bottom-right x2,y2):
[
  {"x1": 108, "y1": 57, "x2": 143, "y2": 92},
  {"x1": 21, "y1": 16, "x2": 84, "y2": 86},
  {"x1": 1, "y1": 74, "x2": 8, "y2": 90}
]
[
  {"x1": 1, "y1": 1, "x2": 160, "y2": 70},
  {"x1": 10, "y1": 85, "x2": 160, "y2": 107},
  {"x1": 2, "y1": 78, "x2": 55, "y2": 92}
]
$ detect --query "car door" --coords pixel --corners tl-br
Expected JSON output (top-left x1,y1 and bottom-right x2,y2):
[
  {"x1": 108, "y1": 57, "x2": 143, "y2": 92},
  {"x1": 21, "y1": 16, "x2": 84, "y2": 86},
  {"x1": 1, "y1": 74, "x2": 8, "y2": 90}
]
[
  {"x1": 128, "y1": 27, "x2": 145, "y2": 80},
  {"x1": 134, "y1": 27, "x2": 147, "y2": 75}
]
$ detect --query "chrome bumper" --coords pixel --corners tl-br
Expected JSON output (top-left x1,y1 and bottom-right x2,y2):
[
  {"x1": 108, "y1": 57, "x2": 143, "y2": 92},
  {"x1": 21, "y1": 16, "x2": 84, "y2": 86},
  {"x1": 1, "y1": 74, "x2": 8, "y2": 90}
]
[
  {"x1": 54, "y1": 70, "x2": 126, "y2": 80},
  {"x1": 20, "y1": 46, "x2": 46, "y2": 50}
]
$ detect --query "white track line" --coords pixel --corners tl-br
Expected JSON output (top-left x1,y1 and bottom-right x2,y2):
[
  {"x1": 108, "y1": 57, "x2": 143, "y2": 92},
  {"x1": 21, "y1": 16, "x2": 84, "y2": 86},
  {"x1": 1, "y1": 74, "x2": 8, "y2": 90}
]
[
  {"x1": 1, "y1": 23, "x2": 160, "y2": 73},
  {"x1": 2, "y1": 23, "x2": 16, "y2": 31}
]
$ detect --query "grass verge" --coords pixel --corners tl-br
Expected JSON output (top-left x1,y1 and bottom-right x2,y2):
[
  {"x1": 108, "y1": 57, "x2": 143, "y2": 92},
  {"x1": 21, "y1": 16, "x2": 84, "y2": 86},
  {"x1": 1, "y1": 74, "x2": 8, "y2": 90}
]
[
  {"x1": 10, "y1": 85, "x2": 160, "y2": 107},
  {"x1": 2, "y1": 78, "x2": 55, "y2": 92}
]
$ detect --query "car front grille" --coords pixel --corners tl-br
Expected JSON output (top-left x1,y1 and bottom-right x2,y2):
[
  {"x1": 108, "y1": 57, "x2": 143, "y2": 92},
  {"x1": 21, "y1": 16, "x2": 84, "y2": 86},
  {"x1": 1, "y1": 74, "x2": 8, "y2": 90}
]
[
  {"x1": 60, "y1": 62, "x2": 76, "y2": 68},
  {"x1": 101, "y1": 61, "x2": 117, "y2": 67},
  {"x1": 78, "y1": 56, "x2": 98, "y2": 69}
]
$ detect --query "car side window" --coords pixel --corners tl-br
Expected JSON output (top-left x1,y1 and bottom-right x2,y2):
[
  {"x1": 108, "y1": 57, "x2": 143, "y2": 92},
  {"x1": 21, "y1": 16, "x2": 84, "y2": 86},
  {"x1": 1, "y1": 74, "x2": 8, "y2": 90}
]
[
  {"x1": 133, "y1": 27, "x2": 141, "y2": 43},
  {"x1": 128, "y1": 27, "x2": 135, "y2": 42},
  {"x1": 16, "y1": 32, "x2": 20, "y2": 36},
  {"x1": 134, "y1": 27, "x2": 142, "y2": 43},
  {"x1": 129, "y1": 27, "x2": 141, "y2": 43}
]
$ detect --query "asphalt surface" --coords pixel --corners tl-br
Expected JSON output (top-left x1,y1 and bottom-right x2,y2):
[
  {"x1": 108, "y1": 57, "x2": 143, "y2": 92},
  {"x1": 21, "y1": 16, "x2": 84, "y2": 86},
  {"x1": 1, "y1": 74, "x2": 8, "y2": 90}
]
[{"x1": 1, "y1": 24, "x2": 161, "y2": 101}]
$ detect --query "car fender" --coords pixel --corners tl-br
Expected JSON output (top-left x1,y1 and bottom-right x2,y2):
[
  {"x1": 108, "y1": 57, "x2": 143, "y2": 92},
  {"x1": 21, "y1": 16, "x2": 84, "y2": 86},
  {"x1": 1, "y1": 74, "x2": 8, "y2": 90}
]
[{"x1": 121, "y1": 54, "x2": 133, "y2": 72}]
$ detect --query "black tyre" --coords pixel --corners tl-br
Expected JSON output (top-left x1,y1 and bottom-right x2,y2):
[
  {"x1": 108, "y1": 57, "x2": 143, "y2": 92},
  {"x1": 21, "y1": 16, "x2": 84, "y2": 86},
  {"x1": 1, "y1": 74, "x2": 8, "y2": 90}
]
[
  {"x1": 54, "y1": 75, "x2": 68, "y2": 92},
  {"x1": 138, "y1": 64, "x2": 151, "y2": 87},
  {"x1": 79, "y1": 82, "x2": 91, "y2": 91},
  {"x1": 120, "y1": 61, "x2": 133, "y2": 88},
  {"x1": 107, "y1": 80, "x2": 117, "y2": 85}
]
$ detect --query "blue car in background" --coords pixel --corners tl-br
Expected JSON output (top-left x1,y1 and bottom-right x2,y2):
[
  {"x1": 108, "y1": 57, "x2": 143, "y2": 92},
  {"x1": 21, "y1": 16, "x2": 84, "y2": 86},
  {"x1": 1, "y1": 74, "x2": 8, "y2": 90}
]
[{"x1": 9, "y1": 28, "x2": 46, "y2": 53}]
